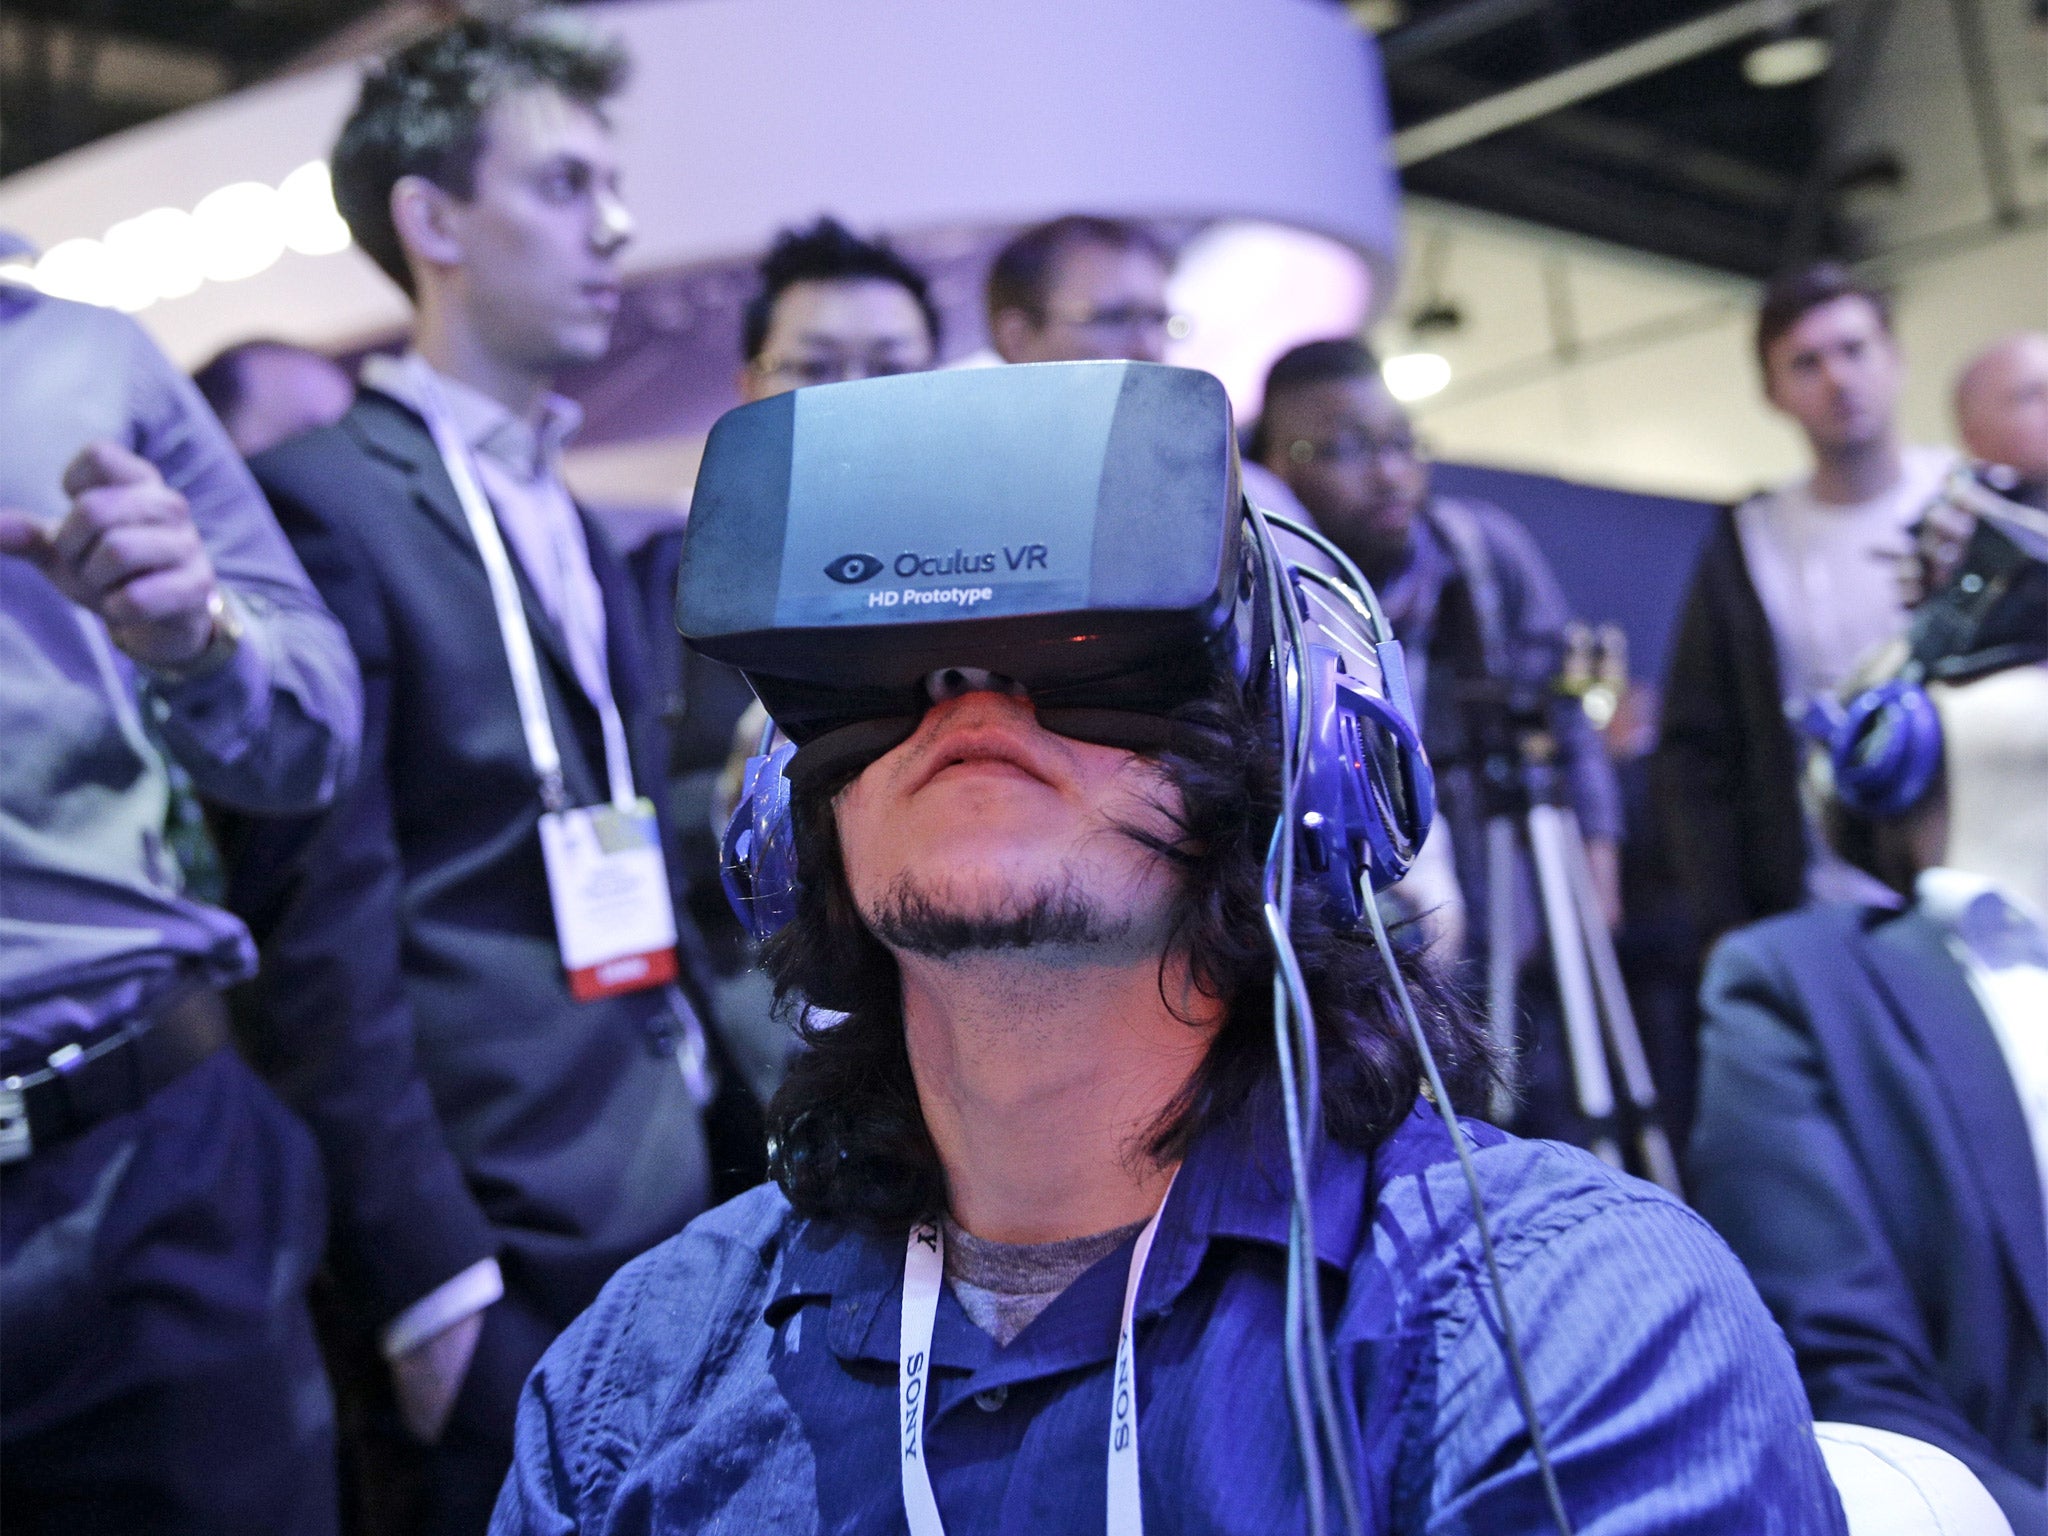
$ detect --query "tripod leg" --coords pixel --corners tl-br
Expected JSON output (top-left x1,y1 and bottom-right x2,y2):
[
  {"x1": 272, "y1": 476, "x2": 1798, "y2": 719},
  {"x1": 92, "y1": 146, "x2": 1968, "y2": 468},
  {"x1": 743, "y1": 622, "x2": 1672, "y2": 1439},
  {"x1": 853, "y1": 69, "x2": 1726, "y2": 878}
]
[
  {"x1": 1484, "y1": 815, "x2": 1520, "y2": 1122},
  {"x1": 1557, "y1": 812, "x2": 1684, "y2": 1195},
  {"x1": 1525, "y1": 805, "x2": 1622, "y2": 1168}
]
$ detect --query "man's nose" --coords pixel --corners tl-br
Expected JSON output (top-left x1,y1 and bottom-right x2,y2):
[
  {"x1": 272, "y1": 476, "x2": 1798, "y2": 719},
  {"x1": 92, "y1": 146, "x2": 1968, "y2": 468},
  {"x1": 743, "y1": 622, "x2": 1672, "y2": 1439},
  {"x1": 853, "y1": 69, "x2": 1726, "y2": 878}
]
[
  {"x1": 925, "y1": 668, "x2": 1028, "y2": 706},
  {"x1": 593, "y1": 189, "x2": 634, "y2": 255}
]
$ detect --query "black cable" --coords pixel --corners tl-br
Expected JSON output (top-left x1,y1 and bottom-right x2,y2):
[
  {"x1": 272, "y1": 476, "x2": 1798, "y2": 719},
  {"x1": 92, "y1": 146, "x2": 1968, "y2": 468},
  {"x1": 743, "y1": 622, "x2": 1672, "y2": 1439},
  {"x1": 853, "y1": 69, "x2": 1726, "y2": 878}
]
[
  {"x1": 1249, "y1": 497, "x2": 1576, "y2": 1536},
  {"x1": 1361, "y1": 891, "x2": 1576, "y2": 1536},
  {"x1": 1251, "y1": 508, "x2": 1366, "y2": 1536}
]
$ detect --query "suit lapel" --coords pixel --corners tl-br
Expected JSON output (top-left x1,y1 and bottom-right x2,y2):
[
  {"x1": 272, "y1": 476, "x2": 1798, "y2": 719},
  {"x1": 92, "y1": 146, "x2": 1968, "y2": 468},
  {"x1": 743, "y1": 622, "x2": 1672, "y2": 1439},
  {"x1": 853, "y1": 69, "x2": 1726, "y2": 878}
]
[
  {"x1": 1866, "y1": 910, "x2": 2048, "y2": 1344},
  {"x1": 350, "y1": 393, "x2": 587, "y2": 711}
]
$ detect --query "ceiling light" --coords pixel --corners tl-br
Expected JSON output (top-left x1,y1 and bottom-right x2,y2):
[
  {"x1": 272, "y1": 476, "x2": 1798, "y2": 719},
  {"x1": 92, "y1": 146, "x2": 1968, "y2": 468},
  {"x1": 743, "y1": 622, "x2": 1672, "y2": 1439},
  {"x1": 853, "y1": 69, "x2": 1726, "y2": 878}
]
[
  {"x1": 192, "y1": 181, "x2": 286, "y2": 284},
  {"x1": 104, "y1": 207, "x2": 205, "y2": 310},
  {"x1": 1743, "y1": 35, "x2": 1831, "y2": 88},
  {"x1": 1382, "y1": 351, "x2": 1451, "y2": 402},
  {"x1": 278, "y1": 162, "x2": 352, "y2": 257},
  {"x1": 1345, "y1": 0, "x2": 1405, "y2": 32},
  {"x1": 33, "y1": 238, "x2": 120, "y2": 308}
]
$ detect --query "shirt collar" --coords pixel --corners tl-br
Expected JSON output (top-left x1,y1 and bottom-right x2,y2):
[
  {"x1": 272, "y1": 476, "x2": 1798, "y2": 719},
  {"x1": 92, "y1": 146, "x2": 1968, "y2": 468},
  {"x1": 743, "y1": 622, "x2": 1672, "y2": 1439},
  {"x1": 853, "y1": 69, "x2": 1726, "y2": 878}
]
[
  {"x1": 360, "y1": 349, "x2": 582, "y2": 483},
  {"x1": 762, "y1": 1095, "x2": 1412, "y2": 1373},
  {"x1": 1917, "y1": 867, "x2": 2048, "y2": 971}
]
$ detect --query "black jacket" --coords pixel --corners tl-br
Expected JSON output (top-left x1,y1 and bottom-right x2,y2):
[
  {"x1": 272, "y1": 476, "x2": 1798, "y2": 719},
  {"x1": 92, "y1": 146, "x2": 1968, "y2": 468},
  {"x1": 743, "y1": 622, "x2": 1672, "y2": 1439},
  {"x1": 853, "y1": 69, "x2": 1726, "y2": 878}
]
[
  {"x1": 225, "y1": 390, "x2": 718, "y2": 1341},
  {"x1": 1690, "y1": 904, "x2": 2048, "y2": 1535},
  {"x1": 1652, "y1": 509, "x2": 1807, "y2": 951}
]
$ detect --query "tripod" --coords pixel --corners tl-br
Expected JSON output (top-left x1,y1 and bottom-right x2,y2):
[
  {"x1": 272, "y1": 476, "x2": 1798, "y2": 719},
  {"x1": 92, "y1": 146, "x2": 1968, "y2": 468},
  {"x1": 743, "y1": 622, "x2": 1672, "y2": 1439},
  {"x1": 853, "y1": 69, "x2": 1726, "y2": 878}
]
[{"x1": 1476, "y1": 709, "x2": 1682, "y2": 1196}]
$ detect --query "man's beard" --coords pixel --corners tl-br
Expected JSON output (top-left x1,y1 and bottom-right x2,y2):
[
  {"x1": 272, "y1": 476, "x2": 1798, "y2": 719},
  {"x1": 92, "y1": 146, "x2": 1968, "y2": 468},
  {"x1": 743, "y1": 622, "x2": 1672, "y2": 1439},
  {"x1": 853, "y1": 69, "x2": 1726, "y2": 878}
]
[{"x1": 867, "y1": 876, "x2": 1140, "y2": 961}]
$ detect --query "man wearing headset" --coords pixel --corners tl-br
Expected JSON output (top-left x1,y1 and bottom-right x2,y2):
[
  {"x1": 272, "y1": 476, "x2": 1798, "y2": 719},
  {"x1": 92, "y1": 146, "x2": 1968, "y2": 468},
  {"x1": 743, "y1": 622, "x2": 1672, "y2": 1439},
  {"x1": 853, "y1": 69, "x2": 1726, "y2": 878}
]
[
  {"x1": 1689, "y1": 491, "x2": 2048, "y2": 1536},
  {"x1": 490, "y1": 368, "x2": 1839, "y2": 1534}
]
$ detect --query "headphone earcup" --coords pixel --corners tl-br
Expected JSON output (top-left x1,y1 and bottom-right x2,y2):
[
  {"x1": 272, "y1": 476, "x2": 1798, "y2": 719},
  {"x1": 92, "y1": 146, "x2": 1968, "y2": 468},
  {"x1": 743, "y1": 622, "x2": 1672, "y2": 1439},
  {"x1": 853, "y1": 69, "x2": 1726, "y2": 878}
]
[
  {"x1": 1297, "y1": 641, "x2": 1437, "y2": 924},
  {"x1": 1831, "y1": 679, "x2": 1944, "y2": 818},
  {"x1": 719, "y1": 742, "x2": 800, "y2": 942}
]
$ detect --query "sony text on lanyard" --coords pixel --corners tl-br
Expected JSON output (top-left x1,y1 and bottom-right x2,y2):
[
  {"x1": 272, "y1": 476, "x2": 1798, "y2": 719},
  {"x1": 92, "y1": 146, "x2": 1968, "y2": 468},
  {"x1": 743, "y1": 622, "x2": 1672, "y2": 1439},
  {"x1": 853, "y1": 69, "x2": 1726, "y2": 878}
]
[
  {"x1": 898, "y1": 1173, "x2": 1177, "y2": 1536},
  {"x1": 420, "y1": 380, "x2": 680, "y2": 1003}
]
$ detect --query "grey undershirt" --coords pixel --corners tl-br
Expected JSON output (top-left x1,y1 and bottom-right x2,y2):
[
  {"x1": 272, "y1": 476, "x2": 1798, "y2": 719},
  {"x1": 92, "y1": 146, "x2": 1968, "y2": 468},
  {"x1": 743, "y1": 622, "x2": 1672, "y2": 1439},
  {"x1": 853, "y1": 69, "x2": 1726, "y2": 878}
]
[{"x1": 942, "y1": 1214, "x2": 1147, "y2": 1347}]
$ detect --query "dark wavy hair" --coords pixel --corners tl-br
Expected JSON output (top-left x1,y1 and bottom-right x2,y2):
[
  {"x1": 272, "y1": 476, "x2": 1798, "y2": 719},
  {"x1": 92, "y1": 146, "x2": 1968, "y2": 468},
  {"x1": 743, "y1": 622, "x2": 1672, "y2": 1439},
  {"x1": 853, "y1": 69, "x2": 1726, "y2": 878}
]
[
  {"x1": 740, "y1": 216, "x2": 941, "y2": 364},
  {"x1": 762, "y1": 676, "x2": 1494, "y2": 1231},
  {"x1": 331, "y1": 16, "x2": 629, "y2": 294}
]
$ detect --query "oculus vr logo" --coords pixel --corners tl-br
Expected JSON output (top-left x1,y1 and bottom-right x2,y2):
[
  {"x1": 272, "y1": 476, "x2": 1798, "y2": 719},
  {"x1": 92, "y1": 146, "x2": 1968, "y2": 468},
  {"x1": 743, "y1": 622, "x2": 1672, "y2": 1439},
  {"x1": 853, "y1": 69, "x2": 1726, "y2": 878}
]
[{"x1": 824, "y1": 552, "x2": 885, "y2": 585}]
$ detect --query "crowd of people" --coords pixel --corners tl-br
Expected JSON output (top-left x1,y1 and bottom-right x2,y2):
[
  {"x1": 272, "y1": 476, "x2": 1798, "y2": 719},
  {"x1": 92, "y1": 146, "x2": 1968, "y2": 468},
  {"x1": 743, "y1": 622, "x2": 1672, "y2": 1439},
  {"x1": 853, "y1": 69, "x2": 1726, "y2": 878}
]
[{"x1": 3, "y1": 12, "x2": 2045, "y2": 1536}]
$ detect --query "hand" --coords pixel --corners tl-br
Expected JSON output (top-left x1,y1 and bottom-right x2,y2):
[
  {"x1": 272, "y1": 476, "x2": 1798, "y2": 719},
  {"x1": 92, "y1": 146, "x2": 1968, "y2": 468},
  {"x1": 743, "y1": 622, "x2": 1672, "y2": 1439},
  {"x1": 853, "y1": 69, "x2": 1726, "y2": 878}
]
[
  {"x1": 0, "y1": 441, "x2": 219, "y2": 670},
  {"x1": 1894, "y1": 494, "x2": 1976, "y2": 609},
  {"x1": 390, "y1": 1307, "x2": 485, "y2": 1445}
]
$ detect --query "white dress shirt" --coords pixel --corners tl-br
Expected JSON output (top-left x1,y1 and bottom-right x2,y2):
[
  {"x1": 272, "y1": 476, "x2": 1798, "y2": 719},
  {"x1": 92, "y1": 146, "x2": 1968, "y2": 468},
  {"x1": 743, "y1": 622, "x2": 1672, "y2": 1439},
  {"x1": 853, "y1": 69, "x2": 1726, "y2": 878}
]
[
  {"x1": 1916, "y1": 868, "x2": 2048, "y2": 1229},
  {"x1": 363, "y1": 352, "x2": 617, "y2": 718}
]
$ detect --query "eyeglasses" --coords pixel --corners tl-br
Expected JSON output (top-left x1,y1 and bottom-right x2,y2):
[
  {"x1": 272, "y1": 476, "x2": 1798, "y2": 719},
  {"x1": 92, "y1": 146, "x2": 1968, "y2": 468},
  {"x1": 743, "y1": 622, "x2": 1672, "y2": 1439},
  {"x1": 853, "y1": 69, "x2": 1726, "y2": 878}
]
[
  {"x1": 1041, "y1": 303, "x2": 1192, "y2": 342},
  {"x1": 1284, "y1": 429, "x2": 1422, "y2": 468},
  {"x1": 755, "y1": 352, "x2": 927, "y2": 388}
]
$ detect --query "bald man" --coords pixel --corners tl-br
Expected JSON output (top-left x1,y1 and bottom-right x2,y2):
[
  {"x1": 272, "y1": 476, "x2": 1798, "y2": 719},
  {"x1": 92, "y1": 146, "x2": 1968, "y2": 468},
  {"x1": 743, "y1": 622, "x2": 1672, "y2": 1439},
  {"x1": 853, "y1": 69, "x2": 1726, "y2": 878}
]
[{"x1": 1956, "y1": 332, "x2": 2048, "y2": 482}]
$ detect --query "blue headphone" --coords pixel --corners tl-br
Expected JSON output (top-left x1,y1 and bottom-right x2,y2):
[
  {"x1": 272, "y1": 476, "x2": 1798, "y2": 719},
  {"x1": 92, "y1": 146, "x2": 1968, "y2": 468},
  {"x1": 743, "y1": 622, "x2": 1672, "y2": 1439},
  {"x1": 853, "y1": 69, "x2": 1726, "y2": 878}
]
[
  {"x1": 717, "y1": 513, "x2": 1436, "y2": 944},
  {"x1": 1815, "y1": 678, "x2": 1945, "y2": 819},
  {"x1": 1811, "y1": 480, "x2": 2048, "y2": 819},
  {"x1": 719, "y1": 737, "x2": 801, "y2": 941}
]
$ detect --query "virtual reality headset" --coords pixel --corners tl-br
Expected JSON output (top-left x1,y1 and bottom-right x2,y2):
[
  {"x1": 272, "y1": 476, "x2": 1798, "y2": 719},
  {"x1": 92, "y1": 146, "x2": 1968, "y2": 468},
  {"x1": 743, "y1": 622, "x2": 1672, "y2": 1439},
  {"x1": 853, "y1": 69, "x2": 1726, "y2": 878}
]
[
  {"x1": 677, "y1": 362, "x2": 1269, "y2": 786},
  {"x1": 675, "y1": 362, "x2": 1435, "y2": 932}
]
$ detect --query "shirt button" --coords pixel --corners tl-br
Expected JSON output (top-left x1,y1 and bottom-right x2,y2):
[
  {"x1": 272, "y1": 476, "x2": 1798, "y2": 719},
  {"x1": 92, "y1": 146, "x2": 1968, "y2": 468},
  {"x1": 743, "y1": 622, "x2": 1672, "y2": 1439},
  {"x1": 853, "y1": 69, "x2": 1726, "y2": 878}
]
[{"x1": 973, "y1": 1386, "x2": 1008, "y2": 1412}]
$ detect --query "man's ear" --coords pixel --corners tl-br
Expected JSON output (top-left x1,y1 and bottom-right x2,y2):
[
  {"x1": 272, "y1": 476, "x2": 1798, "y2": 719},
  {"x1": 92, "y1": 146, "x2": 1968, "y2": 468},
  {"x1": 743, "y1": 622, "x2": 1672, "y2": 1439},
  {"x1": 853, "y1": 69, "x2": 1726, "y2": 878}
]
[
  {"x1": 389, "y1": 174, "x2": 465, "y2": 278},
  {"x1": 989, "y1": 307, "x2": 1036, "y2": 365}
]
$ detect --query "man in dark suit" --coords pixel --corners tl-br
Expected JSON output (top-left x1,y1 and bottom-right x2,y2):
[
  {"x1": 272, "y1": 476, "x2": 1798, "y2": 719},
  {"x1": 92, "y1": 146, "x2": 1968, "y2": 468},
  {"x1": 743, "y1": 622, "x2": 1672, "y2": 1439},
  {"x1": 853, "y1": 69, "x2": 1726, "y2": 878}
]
[
  {"x1": 220, "y1": 21, "x2": 740, "y2": 1533},
  {"x1": 1689, "y1": 506, "x2": 2048, "y2": 1535}
]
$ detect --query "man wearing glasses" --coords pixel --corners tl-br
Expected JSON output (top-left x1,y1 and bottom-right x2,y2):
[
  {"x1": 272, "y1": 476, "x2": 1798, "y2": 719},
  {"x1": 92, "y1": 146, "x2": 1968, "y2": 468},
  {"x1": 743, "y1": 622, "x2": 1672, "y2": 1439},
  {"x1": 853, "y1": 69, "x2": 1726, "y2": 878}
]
[
  {"x1": 984, "y1": 214, "x2": 1183, "y2": 365},
  {"x1": 983, "y1": 214, "x2": 1330, "y2": 576},
  {"x1": 1255, "y1": 339, "x2": 1623, "y2": 1125}
]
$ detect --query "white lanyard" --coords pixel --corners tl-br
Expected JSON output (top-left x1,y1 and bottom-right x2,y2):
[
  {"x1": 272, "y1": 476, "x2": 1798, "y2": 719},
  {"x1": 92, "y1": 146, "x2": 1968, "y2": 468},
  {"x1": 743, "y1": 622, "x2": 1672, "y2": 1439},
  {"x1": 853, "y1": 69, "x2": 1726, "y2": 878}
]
[
  {"x1": 898, "y1": 1175, "x2": 1177, "y2": 1536},
  {"x1": 418, "y1": 380, "x2": 636, "y2": 813}
]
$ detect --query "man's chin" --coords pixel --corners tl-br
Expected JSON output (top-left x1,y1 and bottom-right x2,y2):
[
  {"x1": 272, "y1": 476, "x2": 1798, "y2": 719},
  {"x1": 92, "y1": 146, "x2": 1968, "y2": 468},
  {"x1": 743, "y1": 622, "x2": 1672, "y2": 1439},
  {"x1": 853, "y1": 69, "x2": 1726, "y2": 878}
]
[{"x1": 549, "y1": 322, "x2": 616, "y2": 371}]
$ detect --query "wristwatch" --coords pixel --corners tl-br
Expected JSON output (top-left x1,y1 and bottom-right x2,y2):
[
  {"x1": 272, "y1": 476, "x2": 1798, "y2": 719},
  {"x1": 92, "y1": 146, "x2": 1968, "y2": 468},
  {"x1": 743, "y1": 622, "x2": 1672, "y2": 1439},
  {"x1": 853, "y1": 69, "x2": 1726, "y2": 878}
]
[{"x1": 147, "y1": 588, "x2": 245, "y2": 686}]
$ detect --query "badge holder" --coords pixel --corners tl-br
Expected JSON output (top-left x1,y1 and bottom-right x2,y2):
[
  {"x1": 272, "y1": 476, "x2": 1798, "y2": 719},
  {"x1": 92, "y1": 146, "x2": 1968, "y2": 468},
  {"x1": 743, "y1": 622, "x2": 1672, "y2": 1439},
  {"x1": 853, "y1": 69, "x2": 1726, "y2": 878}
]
[{"x1": 420, "y1": 381, "x2": 689, "y2": 1011}]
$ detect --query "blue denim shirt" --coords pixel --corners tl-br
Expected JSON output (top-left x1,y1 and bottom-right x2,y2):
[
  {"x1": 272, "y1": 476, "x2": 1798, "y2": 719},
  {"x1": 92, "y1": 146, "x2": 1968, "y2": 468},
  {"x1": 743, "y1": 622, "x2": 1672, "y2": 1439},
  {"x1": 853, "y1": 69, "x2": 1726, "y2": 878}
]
[{"x1": 493, "y1": 1102, "x2": 1846, "y2": 1535}]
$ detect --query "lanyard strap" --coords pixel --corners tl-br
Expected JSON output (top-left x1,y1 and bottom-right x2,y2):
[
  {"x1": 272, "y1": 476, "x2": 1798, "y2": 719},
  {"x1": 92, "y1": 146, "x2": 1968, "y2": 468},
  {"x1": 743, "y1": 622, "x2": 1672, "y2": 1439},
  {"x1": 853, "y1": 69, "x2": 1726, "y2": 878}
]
[
  {"x1": 898, "y1": 1174, "x2": 1177, "y2": 1536},
  {"x1": 418, "y1": 379, "x2": 636, "y2": 813}
]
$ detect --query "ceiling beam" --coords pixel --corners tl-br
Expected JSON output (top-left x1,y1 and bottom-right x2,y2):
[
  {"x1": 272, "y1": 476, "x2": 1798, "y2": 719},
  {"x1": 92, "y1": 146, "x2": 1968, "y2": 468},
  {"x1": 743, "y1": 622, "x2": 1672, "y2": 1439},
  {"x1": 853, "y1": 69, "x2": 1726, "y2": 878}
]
[
  {"x1": 1945, "y1": 0, "x2": 2025, "y2": 228},
  {"x1": 1778, "y1": 0, "x2": 1899, "y2": 263},
  {"x1": 1379, "y1": 0, "x2": 1556, "y2": 67},
  {"x1": 1395, "y1": 59, "x2": 1797, "y2": 214},
  {"x1": 1393, "y1": 0, "x2": 1837, "y2": 167},
  {"x1": 1404, "y1": 141, "x2": 1787, "y2": 273}
]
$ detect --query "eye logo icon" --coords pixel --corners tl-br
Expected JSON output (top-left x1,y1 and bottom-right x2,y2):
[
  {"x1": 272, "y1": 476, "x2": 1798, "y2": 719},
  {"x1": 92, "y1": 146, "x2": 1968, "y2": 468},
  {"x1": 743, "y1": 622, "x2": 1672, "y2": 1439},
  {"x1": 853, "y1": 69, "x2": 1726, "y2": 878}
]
[{"x1": 824, "y1": 553, "x2": 885, "y2": 584}]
